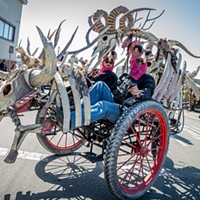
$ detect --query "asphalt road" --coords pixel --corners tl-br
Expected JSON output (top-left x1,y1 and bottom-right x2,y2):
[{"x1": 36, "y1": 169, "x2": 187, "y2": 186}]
[{"x1": 0, "y1": 110, "x2": 199, "y2": 200}]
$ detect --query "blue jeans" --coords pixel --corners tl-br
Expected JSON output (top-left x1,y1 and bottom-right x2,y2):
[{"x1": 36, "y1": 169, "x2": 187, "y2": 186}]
[{"x1": 71, "y1": 81, "x2": 121, "y2": 129}]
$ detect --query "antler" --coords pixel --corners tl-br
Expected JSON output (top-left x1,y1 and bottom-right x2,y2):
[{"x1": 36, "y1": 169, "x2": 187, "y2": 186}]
[
  {"x1": 28, "y1": 26, "x2": 57, "y2": 87},
  {"x1": 53, "y1": 19, "x2": 66, "y2": 49},
  {"x1": 119, "y1": 8, "x2": 155, "y2": 32},
  {"x1": 38, "y1": 20, "x2": 67, "y2": 60},
  {"x1": 168, "y1": 39, "x2": 200, "y2": 58},
  {"x1": 120, "y1": 8, "x2": 164, "y2": 52},
  {"x1": 68, "y1": 21, "x2": 109, "y2": 55},
  {"x1": 26, "y1": 37, "x2": 31, "y2": 55},
  {"x1": 57, "y1": 26, "x2": 79, "y2": 59},
  {"x1": 140, "y1": 9, "x2": 165, "y2": 30}
]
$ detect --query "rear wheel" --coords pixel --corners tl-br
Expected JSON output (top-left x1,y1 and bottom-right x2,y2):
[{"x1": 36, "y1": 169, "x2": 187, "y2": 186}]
[{"x1": 105, "y1": 100, "x2": 169, "y2": 199}]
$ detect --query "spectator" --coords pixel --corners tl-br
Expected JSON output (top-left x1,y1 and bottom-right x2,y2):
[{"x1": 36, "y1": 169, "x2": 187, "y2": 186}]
[{"x1": 0, "y1": 59, "x2": 7, "y2": 72}]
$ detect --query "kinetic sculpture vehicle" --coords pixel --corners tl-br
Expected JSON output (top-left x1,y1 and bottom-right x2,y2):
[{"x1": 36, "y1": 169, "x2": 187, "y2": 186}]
[{"x1": 0, "y1": 6, "x2": 199, "y2": 200}]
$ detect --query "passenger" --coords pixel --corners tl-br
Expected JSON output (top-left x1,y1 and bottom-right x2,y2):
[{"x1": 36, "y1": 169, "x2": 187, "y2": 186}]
[
  {"x1": 70, "y1": 43, "x2": 155, "y2": 129},
  {"x1": 88, "y1": 51, "x2": 118, "y2": 92},
  {"x1": 122, "y1": 43, "x2": 155, "y2": 102}
]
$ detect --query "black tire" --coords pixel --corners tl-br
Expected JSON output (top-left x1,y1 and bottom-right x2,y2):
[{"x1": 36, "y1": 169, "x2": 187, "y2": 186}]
[
  {"x1": 105, "y1": 100, "x2": 170, "y2": 200},
  {"x1": 35, "y1": 109, "x2": 85, "y2": 155}
]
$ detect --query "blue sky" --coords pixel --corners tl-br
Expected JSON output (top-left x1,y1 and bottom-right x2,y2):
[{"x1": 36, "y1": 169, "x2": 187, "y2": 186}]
[{"x1": 19, "y1": 0, "x2": 200, "y2": 78}]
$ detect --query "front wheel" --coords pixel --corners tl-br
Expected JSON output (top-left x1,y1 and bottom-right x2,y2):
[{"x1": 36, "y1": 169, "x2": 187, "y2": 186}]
[
  {"x1": 35, "y1": 109, "x2": 85, "y2": 155},
  {"x1": 105, "y1": 100, "x2": 170, "y2": 199}
]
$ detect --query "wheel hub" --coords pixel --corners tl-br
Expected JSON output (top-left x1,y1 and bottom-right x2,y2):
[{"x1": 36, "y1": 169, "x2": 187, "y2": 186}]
[{"x1": 140, "y1": 146, "x2": 149, "y2": 157}]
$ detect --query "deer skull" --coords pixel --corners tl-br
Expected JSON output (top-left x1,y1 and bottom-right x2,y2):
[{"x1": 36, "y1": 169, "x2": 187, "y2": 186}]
[{"x1": 0, "y1": 27, "x2": 57, "y2": 119}]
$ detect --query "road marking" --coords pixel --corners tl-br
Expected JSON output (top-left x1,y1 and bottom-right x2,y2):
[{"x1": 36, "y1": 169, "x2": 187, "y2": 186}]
[
  {"x1": 184, "y1": 125, "x2": 200, "y2": 140},
  {"x1": 185, "y1": 113, "x2": 200, "y2": 121},
  {"x1": 185, "y1": 125, "x2": 200, "y2": 134},
  {"x1": 171, "y1": 125, "x2": 200, "y2": 146},
  {"x1": 184, "y1": 128, "x2": 200, "y2": 140},
  {"x1": 170, "y1": 136, "x2": 188, "y2": 146},
  {"x1": 1, "y1": 124, "x2": 199, "y2": 161},
  {"x1": 0, "y1": 147, "x2": 49, "y2": 162}
]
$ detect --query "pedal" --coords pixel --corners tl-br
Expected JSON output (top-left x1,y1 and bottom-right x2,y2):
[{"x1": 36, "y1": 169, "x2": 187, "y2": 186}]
[{"x1": 4, "y1": 150, "x2": 18, "y2": 164}]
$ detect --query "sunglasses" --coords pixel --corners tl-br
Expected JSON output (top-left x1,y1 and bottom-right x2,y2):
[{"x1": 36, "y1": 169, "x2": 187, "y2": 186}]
[
  {"x1": 104, "y1": 59, "x2": 114, "y2": 64},
  {"x1": 136, "y1": 58, "x2": 144, "y2": 65}
]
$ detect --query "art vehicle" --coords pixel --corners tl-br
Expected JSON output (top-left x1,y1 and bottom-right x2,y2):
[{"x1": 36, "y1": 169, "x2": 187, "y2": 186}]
[{"x1": 0, "y1": 6, "x2": 199, "y2": 199}]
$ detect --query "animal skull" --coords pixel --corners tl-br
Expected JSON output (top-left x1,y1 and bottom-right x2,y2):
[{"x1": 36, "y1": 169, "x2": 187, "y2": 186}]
[{"x1": 0, "y1": 27, "x2": 57, "y2": 119}]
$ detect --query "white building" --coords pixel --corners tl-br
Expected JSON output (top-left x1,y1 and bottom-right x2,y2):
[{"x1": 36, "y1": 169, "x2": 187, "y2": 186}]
[{"x1": 0, "y1": 0, "x2": 28, "y2": 69}]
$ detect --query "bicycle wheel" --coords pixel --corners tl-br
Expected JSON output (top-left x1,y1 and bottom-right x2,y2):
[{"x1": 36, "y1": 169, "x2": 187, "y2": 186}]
[
  {"x1": 105, "y1": 100, "x2": 169, "y2": 199},
  {"x1": 36, "y1": 109, "x2": 85, "y2": 155}
]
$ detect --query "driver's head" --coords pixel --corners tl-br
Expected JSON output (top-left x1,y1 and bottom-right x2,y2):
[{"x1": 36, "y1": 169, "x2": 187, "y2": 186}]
[{"x1": 99, "y1": 51, "x2": 117, "y2": 73}]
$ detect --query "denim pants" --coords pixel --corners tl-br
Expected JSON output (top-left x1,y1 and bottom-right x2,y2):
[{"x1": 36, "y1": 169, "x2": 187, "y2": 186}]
[{"x1": 71, "y1": 81, "x2": 121, "y2": 129}]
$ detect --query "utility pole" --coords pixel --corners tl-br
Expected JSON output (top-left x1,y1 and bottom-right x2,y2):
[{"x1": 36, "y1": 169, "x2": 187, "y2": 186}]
[{"x1": 8, "y1": 45, "x2": 14, "y2": 71}]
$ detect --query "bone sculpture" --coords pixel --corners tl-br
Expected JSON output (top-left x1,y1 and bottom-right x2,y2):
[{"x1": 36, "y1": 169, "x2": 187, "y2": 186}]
[
  {"x1": 0, "y1": 27, "x2": 58, "y2": 163},
  {"x1": 16, "y1": 46, "x2": 43, "y2": 68},
  {"x1": 1, "y1": 6, "x2": 200, "y2": 164},
  {"x1": 88, "y1": 6, "x2": 200, "y2": 125},
  {"x1": 1, "y1": 22, "x2": 96, "y2": 163},
  {"x1": 0, "y1": 11, "x2": 111, "y2": 163}
]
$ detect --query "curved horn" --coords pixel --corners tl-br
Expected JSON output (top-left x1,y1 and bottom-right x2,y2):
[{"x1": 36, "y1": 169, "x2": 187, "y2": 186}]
[
  {"x1": 119, "y1": 8, "x2": 155, "y2": 32},
  {"x1": 107, "y1": 6, "x2": 130, "y2": 34},
  {"x1": 88, "y1": 9, "x2": 108, "y2": 33},
  {"x1": 29, "y1": 26, "x2": 57, "y2": 88},
  {"x1": 168, "y1": 39, "x2": 200, "y2": 58}
]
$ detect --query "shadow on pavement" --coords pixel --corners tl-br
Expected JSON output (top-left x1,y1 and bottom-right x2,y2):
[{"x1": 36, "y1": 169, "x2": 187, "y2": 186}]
[
  {"x1": 4, "y1": 154, "x2": 200, "y2": 200},
  {"x1": 143, "y1": 157, "x2": 200, "y2": 200},
  {"x1": 171, "y1": 134, "x2": 194, "y2": 145}
]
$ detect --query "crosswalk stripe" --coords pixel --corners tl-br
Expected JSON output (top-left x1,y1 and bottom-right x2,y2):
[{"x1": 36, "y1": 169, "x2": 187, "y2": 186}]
[
  {"x1": 170, "y1": 135, "x2": 188, "y2": 146},
  {"x1": 184, "y1": 125, "x2": 200, "y2": 135},
  {"x1": 183, "y1": 128, "x2": 200, "y2": 140},
  {"x1": 171, "y1": 124, "x2": 200, "y2": 146},
  {"x1": 0, "y1": 147, "x2": 49, "y2": 162}
]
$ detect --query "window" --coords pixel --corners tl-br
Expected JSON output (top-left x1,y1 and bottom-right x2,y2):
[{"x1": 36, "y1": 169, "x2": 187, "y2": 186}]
[
  {"x1": 0, "y1": 19, "x2": 15, "y2": 41},
  {"x1": 8, "y1": 26, "x2": 14, "y2": 41},
  {"x1": 0, "y1": 20, "x2": 3, "y2": 37}
]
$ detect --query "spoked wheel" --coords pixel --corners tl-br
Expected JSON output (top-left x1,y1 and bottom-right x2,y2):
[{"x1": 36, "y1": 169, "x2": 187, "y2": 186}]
[
  {"x1": 105, "y1": 100, "x2": 169, "y2": 200},
  {"x1": 35, "y1": 109, "x2": 85, "y2": 155}
]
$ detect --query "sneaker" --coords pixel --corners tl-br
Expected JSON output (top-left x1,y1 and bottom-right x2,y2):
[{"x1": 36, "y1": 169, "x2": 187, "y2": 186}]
[{"x1": 41, "y1": 117, "x2": 57, "y2": 134}]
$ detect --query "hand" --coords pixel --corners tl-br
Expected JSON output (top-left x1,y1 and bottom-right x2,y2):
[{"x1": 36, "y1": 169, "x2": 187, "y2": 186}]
[
  {"x1": 90, "y1": 70, "x2": 98, "y2": 78},
  {"x1": 128, "y1": 86, "x2": 142, "y2": 98}
]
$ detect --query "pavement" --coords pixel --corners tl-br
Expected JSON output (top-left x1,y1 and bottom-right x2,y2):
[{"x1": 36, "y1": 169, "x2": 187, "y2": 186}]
[{"x1": 184, "y1": 109, "x2": 200, "y2": 120}]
